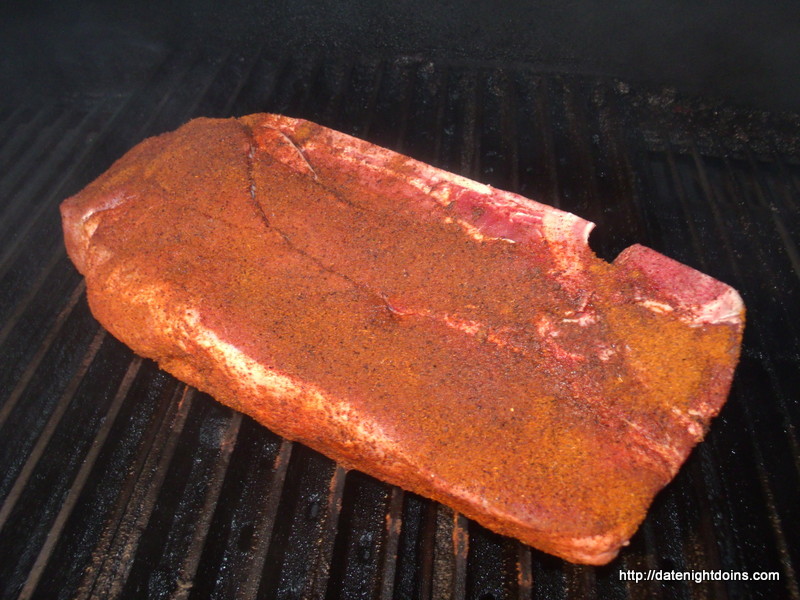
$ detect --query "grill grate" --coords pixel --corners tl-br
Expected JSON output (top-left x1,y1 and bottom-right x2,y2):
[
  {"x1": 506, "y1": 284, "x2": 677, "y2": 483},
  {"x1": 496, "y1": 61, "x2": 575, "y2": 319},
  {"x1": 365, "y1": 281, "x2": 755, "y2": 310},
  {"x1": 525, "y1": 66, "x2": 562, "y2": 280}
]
[{"x1": 0, "y1": 41, "x2": 799, "y2": 599}]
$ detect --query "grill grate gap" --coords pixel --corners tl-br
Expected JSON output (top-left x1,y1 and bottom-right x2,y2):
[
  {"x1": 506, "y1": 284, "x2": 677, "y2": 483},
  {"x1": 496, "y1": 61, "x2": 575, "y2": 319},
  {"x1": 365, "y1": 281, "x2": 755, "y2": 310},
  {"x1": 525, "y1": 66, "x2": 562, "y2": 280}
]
[
  {"x1": 17, "y1": 357, "x2": 143, "y2": 600},
  {"x1": 169, "y1": 412, "x2": 244, "y2": 600},
  {"x1": 195, "y1": 45, "x2": 270, "y2": 119},
  {"x1": 0, "y1": 105, "x2": 35, "y2": 143},
  {"x1": 0, "y1": 279, "x2": 85, "y2": 423},
  {"x1": 0, "y1": 104, "x2": 60, "y2": 177},
  {"x1": 325, "y1": 471, "x2": 395, "y2": 599},
  {"x1": 0, "y1": 296, "x2": 101, "y2": 505},
  {"x1": 80, "y1": 386, "x2": 197, "y2": 599},
  {"x1": 0, "y1": 107, "x2": 82, "y2": 231},
  {"x1": 0, "y1": 250, "x2": 80, "y2": 350},
  {"x1": 0, "y1": 328, "x2": 106, "y2": 524},
  {"x1": 743, "y1": 150, "x2": 800, "y2": 282},
  {"x1": 377, "y1": 487, "x2": 406, "y2": 600}
]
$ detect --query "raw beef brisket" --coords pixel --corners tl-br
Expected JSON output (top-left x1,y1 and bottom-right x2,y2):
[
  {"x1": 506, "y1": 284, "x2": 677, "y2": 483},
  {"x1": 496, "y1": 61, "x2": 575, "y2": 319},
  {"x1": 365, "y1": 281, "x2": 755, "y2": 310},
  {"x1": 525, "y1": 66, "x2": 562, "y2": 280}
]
[{"x1": 60, "y1": 114, "x2": 744, "y2": 564}]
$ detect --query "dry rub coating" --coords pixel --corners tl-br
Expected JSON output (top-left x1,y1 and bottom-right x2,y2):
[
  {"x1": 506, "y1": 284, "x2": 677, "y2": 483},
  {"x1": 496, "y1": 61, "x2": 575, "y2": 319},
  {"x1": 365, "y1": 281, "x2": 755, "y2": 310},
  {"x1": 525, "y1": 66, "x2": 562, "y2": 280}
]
[{"x1": 60, "y1": 114, "x2": 744, "y2": 564}]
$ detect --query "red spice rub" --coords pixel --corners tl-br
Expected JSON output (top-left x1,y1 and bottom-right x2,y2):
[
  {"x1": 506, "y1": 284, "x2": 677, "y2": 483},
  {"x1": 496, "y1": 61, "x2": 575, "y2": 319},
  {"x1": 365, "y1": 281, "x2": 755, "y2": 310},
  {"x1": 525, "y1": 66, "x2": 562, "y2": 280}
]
[{"x1": 60, "y1": 114, "x2": 744, "y2": 564}]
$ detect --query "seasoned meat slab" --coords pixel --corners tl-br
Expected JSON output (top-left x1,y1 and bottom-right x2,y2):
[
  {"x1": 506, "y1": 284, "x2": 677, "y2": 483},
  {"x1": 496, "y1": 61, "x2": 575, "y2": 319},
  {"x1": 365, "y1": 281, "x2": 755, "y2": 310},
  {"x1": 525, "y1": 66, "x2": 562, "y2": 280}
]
[{"x1": 60, "y1": 114, "x2": 744, "y2": 564}]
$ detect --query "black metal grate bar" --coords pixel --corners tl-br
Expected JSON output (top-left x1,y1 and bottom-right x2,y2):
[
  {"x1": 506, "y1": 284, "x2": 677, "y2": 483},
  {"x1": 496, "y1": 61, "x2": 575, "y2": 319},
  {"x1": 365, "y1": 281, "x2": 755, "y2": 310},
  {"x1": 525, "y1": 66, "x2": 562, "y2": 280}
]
[
  {"x1": 0, "y1": 104, "x2": 60, "y2": 178},
  {"x1": 0, "y1": 328, "x2": 106, "y2": 525},
  {"x1": 0, "y1": 296, "x2": 102, "y2": 504},
  {"x1": 17, "y1": 357, "x2": 143, "y2": 599},
  {"x1": 0, "y1": 107, "x2": 82, "y2": 232},
  {"x1": 0, "y1": 279, "x2": 85, "y2": 426},
  {"x1": 78, "y1": 385, "x2": 198, "y2": 599}
]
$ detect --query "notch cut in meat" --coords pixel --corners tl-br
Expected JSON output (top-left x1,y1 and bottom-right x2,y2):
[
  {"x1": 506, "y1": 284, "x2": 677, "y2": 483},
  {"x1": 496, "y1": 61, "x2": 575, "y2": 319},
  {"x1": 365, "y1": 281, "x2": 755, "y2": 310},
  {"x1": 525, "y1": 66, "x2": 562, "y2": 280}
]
[{"x1": 60, "y1": 114, "x2": 744, "y2": 564}]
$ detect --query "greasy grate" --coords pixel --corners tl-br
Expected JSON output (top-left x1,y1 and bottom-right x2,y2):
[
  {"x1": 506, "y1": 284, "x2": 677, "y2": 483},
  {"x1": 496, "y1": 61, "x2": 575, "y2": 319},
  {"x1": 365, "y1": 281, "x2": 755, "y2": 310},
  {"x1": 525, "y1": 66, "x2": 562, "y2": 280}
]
[{"x1": 0, "y1": 41, "x2": 798, "y2": 599}]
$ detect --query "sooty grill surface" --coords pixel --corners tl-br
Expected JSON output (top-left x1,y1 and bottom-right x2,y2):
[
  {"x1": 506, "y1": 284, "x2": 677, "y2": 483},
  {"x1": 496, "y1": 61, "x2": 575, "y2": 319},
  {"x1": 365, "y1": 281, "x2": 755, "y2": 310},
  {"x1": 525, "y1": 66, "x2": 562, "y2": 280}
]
[{"x1": 0, "y1": 40, "x2": 799, "y2": 599}]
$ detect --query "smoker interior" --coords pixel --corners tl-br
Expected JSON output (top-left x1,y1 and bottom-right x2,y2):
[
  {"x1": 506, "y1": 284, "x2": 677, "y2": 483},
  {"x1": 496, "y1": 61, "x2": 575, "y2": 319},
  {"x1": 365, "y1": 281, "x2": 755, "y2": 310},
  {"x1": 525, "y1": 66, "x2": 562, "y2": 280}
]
[{"x1": 1, "y1": 17, "x2": 800, "y2": 600}]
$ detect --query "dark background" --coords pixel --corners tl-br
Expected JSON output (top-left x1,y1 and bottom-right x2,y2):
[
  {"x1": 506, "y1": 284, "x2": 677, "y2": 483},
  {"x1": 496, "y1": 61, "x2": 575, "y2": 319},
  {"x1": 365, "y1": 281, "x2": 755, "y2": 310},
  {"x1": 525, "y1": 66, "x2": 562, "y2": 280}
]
[{"x1": 2, "y1": 0, "x2": 800, "y2": 113}]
